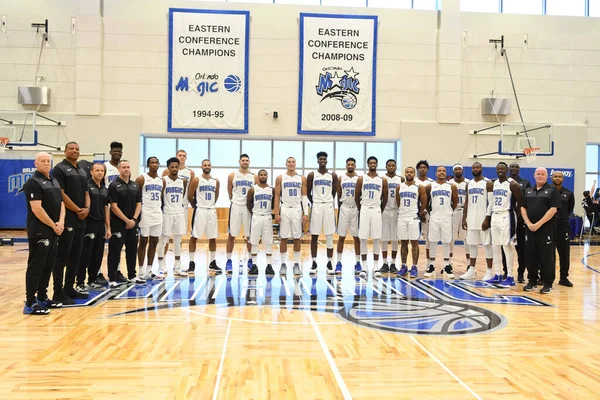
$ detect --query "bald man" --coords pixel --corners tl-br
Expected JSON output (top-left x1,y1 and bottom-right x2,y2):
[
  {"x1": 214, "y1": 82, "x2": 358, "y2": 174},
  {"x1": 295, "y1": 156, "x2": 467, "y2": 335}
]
[
  {"x1": 521, "y1": 167, "x2": 561, "y2": 294},
  {"x1": 552, "y1": 171, "x2": 574, "y2": 287}
]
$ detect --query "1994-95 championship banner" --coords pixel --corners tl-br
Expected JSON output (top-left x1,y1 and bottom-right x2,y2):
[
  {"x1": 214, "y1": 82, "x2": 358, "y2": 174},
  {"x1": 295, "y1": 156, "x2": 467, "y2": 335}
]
[
  {"x1": 168, "y1": 8, "x2": 249, "y2": 133},
  {"x1": 298, "y1": 13, "x2": 377, "y2": 136}
]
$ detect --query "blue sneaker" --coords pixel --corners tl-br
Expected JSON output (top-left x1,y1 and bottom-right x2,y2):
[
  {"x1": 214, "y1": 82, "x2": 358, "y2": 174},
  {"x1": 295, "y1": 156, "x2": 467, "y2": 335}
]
[
  {"x1": 247, "y1": 259, "x2": 253, "y2": 270},
  {"x1": 354, "y1": 262, "x2": 362, "y2": 275},
  {"x1": 335, "y1": 262, "x2": 342, "y2": 274},
  {"x1": 409, "y1": 266, "x2": 418, "y2": 278},
  {"x1": 225, "y1": 259, "x2": 233, "y2": 274},
  {"x1": 498, "y1": 276, "x2": 516, "y2": 288},
  {"x1": 398, "y1": 265, "x2": 408, "y2": 277},
  {"x1": 23, "y1": 301, "x2": 49, "y2": 315},
  {"x1": 485, "y1": 274, "x2": 503, "y2": 284}
]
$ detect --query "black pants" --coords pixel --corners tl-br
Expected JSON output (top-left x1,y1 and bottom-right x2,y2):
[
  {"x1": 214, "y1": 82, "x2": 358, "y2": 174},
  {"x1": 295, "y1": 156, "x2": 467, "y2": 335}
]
[
  {"x1": 556, "y1": 223, "x2": 570, "y2": 280},
  {"x1": 78, "y1": 219, "x2": 106, "y2": 285},
  {"x1": 526, "y1": 223, "x2": 556, "y2": 286},
  {"x1": 107, "y1": 225, "x2": 138, "y2": 280},
  {"x1": 53, "y1": 225, "x2": 85, "y2": 296},
  {"x1": 515, "y1": 218, "x2": 527, "y2": 275},
  {"x1": 26, "y1": 236, "x2": 58, "y2": 304}
]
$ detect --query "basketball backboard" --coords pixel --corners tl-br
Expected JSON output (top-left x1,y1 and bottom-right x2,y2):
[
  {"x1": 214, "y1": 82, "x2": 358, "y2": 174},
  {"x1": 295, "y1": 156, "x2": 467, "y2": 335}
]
[
  {"x1": 469, "y1": 122, "x2": 554, "y2": 159},
  {"x1": 0, "y1": 110, "x2": 39, "y2": 147}
]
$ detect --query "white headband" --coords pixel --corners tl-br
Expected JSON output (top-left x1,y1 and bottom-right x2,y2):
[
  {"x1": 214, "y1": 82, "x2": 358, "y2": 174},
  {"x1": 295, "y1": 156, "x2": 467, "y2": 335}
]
[{"x1": 453, "y1": 164, "x2": 463, "y2": 171}]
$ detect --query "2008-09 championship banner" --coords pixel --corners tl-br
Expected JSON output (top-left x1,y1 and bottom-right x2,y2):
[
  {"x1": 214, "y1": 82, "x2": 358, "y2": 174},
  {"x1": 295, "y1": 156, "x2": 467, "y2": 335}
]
[
  {"x1": 168, "y1": 8, "x2": 249, "y2": 133},
  {"x1": 298, "y1": 13, "x2": 377, "y2": 136}
]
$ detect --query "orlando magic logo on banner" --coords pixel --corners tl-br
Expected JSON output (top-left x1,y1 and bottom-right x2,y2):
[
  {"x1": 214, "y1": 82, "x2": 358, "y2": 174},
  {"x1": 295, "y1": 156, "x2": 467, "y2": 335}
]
[
  {"x1": 298, "y1": 13, "x2": 377, "y2": 136},
  {"x1": 0, "y1": 158, "x2": 35, "y2": 229},
  {"x1": 168, "y1": 8, "x2": 249, "y2": 133}
]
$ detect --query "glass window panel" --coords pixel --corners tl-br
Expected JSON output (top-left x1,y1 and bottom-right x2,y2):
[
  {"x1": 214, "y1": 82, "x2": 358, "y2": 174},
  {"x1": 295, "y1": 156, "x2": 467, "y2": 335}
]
[
  {"x1": 322, "y1": 0, "x2": 366, "y2": 6},
  {"x1": 461, "y1": 0, "x2": 499, "y2": 12},
  {"x1": 144, "y1": 138, "x2": 176, "y2": 167},
  {"x1": 210, "y1": 140, "x2": 240, "y2": 167},
  {"x1": 272, "y1": 169, "x2": 288, "y2": 188},
  {"x1": 276, "y1": 0, "x2": 319, "y2": 4},
  {"x1": 586, "y1": 145, "x2": 599, "y2": 173},
  {"x1": 546, "y1": 0, "x2": 585, "y2": 16},
  {"x1": 366, "y1": 142, "x2": 396, "y2": 168},
  {"x1": 273, "y1": 141, "x2": 303, "y2": 168},
  {"x1": 229, "y1": 0, "x2": 272, "y2": 2},
  {"x1": 210, "y1": 168, "x2": 232, "y2": 208},
  {"x1": 413, "y1": 0, "x2": 438, "y2": 10},
  {"x1": 304, "y1": 141, "x2": 335, "y2": 171},
  {"x1": 395, "y1": 141, "x2": 402, "y2": 170},
  {"x1": 178, "y1": 139, "x2": 208, "y2": 168},
  {"x1": 590, "y1": 0, "x2": 600, "y2": 16},
  {"x1": 242, "y1": 140, "x2": 272, "y2": 168},
  {"x1": 335, "y1": 142, "x2": 365, "y2": 169},
  {"x1": 368, "y1": 0, "x2": 411, "y2": 8},
  {"x1": 502, "y1": 0, "x2": 543, "y2": 14}
]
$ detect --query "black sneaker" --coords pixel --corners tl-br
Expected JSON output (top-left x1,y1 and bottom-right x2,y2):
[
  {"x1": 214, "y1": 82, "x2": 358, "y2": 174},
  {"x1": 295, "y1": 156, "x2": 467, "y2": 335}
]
[
  {"x1": 540, "y1": 285, "x2": 553, "y2": 294},
  {"x1": 208, "y1": 260, "x2": 222, "y2": 274},
  {"x1": 75, "y1": 284, "x2": 89, "y2": 295},
  {"x1": 249, "y1": 264, "x2": 259, "y2": 275},
  {"x1": 115, "y1": 271, "x2": 128, "y2": 283},
  {"x1": 326, "y1": 261, "x2": 334, "y2": 275},
  {"x1": 37, "y1": 298, "x2": 63, "y2": 308},
  {"x1": 310, "y1": 261, "x2": 318, "y2": 275},
  {"x1": 53, "y1": 295, "x2": 75, "y2": 305},
  {"x1": 188, "y1": 261, "x2": 196, "y2": 275},
  {"x1": 517, "y1": 273, "x2": 525, "y2": 284},
  {"x1": 559, "y1": 278, "x2": 573, "y2": 287},
  {"x1": 96, "y1": 273, "x2": 108, "y2": 286},
  {"x1": 265, "y1": 264, "x2": 275, "y2": 275},
  {"x1": 389, "y1": 263, "x2": 398, "y2": 274},
  {"x1": 65, "y1": 287, "x2": 89, "y2": 299},
  {"x1": 443, "y1": 264, "x2": 454, "y2": 279},
  {"x1": 379, "y1": 263, "x2": 390, "y2": 274},
  {"x1": 423, "y1": 265, "x2": 436, "y2": 278},
  {"x1": 23, "y1": 302, "x2": 49, "y2": 315},
  {"x1": 523, "y1": 283, "x2": 537, "y2": 292}
]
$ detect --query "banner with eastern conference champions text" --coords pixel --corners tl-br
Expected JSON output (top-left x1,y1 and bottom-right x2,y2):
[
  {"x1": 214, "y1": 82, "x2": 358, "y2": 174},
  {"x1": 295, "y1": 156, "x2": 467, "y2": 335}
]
[
  {"x1": 168, "y1": 9, "x2": 249, "y2": 133},
  {"x1": 298, "y1": 13, "x2": 377, "y2": 136}
]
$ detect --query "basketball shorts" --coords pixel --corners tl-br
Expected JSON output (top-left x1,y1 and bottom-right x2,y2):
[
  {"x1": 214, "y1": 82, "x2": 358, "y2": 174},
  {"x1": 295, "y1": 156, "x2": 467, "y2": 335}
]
[
  {"x1": 452, "y1": 208, "x2": 467, "y2": 241},
  {"x1": 382, "y1": 208, "x2": 399, "y2": 241},
  {"x1": 250, "y1": 214, "x2": 274, "y2": 245},
  {"x1": 279, "y1": 206, "x2": 303, "y2": 239},
  {"x1": 466, "y1": 229, "x2": 491, "y2": 246},
  {"x1": 491, "y1": 210, "x2": 516, "y2": 246},
  {"x1": 429, "y1": 218, "x2": 452, "y2": 243},
  {"x1": 397, "y1": 218, "x2": 421, "y2": 241},
  {"x1": 337, "y1": 205, "x2": 358, "y2": 237},
  {"x1": 359, "y1": 207, "x2": 382, "y2": 240},
  {"x1": 310, "y1": 202, "x2": 335, "y2": 235},
  {"x1": 191, "y1": 208, "x2": 218, "y2": 239},
  {"x1": 139, "y1": 220, "x2": 162, "y2": 238},
  {"x1": 139, "y1": 207, "x2": 162, "y2": 237},
  {"x1": 162, "y1": 212, "x2": 187, "y2": 237},
  {"x1": 229, "y1": 203, "x2": 251, "y2": 237}
]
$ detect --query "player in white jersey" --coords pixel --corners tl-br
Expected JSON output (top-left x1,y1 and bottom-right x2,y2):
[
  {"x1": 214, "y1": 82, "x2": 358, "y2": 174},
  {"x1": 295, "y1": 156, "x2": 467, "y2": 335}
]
[
  {"x1": 356, "y1": 156, "x2": 388, "y2": 277},
  {"x1": 381, "y1": 159, "x2": 404, "y2": 275},
  {"x1": 135, "y1": 157, "x2": 165, "y2": 280},
  {"x1": 225, "y1": 154, "x2": 256, "y2": 275},
  {"x1": 188, "y1": 159, "x2": 221, "y2": 275},
  {"x1": 104, "y1": 141, "x2": 122, "y2": 186},
  {"x1": 336, "y1": 157, "x2": 362, "y2": 275},
  {"x1": 414, "y1": 160, "x2": 434, "y2": 261},
  {"x1": 423, "y1": 166, "x2": 458, "y2": 279},
  {"x1": 157, "y1": 157, "x2": 188, "y2": 277},
  {"x1": 246, "y1": 170, "x2": 275, "y2": 276},
  {"x1": 307, "y1": 151, "x2": 338, "y2": 275},
  {"x1": 274, "y1": 157, "x2": 308, "y2": 276},
  {"x1": 449, "y1": 164, "x2": 470, "y2": 262},
  {"x1": 487, "y1": 162, "x2": 523, "y2": 287},
  {"x1": 396, "y1": 167, "x2": 426, "y2": 279}
]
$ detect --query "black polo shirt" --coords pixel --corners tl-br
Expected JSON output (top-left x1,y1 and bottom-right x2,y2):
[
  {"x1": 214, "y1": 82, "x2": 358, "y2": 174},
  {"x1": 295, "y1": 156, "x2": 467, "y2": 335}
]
[
  {"x1": 52, "y1": 159, "x2": 89, "y2": 227},
  {"x1": 77, "y1": 159, "x2": 93, "y2": 179},
  {"x1": 87, "y1": 179, "x2": 108, "y2": 221},
  {"x1": 523, "y1": 183, "x2": 561, "y2": 225},
  {"x1": 22, "y1": 171, "x2": 62, "y2": 239},
  {"x1": 108, "y1": 177, "x2": 141, "y2": 227},
  {"x1": 555, "y1": 186, "x2": 574, "y2": 225}
]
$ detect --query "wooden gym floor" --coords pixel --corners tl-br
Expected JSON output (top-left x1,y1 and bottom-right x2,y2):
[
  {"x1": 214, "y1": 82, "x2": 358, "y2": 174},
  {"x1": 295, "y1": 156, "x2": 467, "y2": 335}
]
[{"x1": 1, "y1": 240, "x2": 599, "y2": 399}]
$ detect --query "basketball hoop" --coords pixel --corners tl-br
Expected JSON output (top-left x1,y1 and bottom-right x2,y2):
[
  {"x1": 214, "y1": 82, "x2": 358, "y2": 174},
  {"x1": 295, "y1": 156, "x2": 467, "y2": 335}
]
[
  {"x1": 523, "y1": 147, "x2": 540, "y2": 164},
  {"x1": 0, "y1": 137, "x2": 9, "y2": 152}
]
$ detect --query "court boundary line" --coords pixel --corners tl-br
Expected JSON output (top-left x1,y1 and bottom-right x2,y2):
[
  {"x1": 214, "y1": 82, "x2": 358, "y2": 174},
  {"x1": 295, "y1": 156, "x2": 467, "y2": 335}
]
[
  {"x1": 212, "y1": 319, "x2": 232, "y2": 400},
  {"x1": 409, "y1": 336, "x2": 482, "y2": 400},
  {"x1": 581, "y1": 250, "x2": 600, "y2": 274},
  {"x1": 183, "y1": 308, "x2": 345, "y2": 325},
  {"x1": 307, "y1": 311, "x2": 352, "y2": 400}
]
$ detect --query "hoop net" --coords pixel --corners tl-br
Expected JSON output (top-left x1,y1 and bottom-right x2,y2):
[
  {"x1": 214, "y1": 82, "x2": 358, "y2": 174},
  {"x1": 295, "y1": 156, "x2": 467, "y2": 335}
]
[
  {"x1": 523, "y1": 147, "x2": 540, "y2": 164},
  {"x1": 0, "y1": 137, "x2": 8, "y2": 152}
]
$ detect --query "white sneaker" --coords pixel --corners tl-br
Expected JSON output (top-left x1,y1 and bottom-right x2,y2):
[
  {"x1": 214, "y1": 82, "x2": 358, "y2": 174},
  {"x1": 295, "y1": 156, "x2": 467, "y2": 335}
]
[
  {"x1": 482, "y1": 269, "x2": 494, "y2": 282},
  {"x1": 459, "y1": 267, "x2": 476, "y2": 280},
  {"x1": 423, "y1": 265, "x2": 436, "y2": 278},
  {"x1": 155, "y1": 270, "x2": 165, "y2": 280},
  {"x1": 141, "y1": 271, "x2": 154, "y2": 281},
  {"x1": 175, "y1": 268, "x2": 188, "y2": 277},
  {"x1": 174, "y1": 260, "x2": 183, "y2": 272}
]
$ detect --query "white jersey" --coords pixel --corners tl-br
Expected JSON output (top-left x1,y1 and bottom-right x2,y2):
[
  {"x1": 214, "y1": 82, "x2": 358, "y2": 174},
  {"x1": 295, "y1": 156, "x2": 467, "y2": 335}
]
[
  {"x1": 492, "y1": 178, "x2": 514, "y2": 212},
  {"x1": 430, "y1": 181, "x2": 453, "y2": 219},
  {"x1": 398, "y1": 182, "x2": 420, "y2": 220},
  {"x1": 415, "y1": 177, "x2": 434, "y2": 187},
  {"x1": 178, "y1": 167, "x2": 192, "y2": 206},
  {"x1": 339, "y1": 174, "x2": 359, "y2": 207},
  {"x1": 232, "y1": 171, "x2": 254, "y2": 206},
  {"x1": 360, "y1": 175, "x2": 383, "y2": 208},
  {"x1": 104, "y1": 161, "x2": 119, "y2": 186},
  {"x1": 312, "y1": 170, "x2": 334, "y2": 203},
  {"x1": 384, "y1": 175, "x2": 402, "y2": 210},
  {"x1": 280, "y1": 173, "x2": 302, "y2": 207},
  {"x1": 449, "y1": 178, "x2": 469, "y2": 209},
  {"x1": 163, "y1": 176, "x2": 185, "y2": 215},
  {"x1": 141, "y1": 174, "x2": 163, "y2": 212},
  {"x1": 252, "y1": 185, "x2": 273, "y2": 215},
  {"x1": 466, "y1": 178, "x2": 489, "y2": 228},
  {"x1": 196, "y1": 176, "x2": 217, "y2": 209}
]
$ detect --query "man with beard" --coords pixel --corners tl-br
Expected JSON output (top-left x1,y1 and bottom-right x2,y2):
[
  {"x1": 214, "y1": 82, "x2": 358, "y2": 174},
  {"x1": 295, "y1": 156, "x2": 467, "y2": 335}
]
[
  {"x1": 246, "y1": 170, "x2": 275, "y2": 276},
  {"x1": 380, "y1": 159, "x2": 403, "y2": 275},
  {"x1": 104, "y1": 141, "x2": 122, "y2": 186},
  {"x1": 335, "y1": 158, "x2": 361, "y2": 274},
  {"x1": 552, "y1": 171, "x2": 574, "y2": 287},
  {"x1": 396, "y1": 166, "x2": 425, "y2": 278},
  {"x1": 509, "y1": 162, "x2": 530, "y2": 282},
  {"x1": 449, "y1": 164, "x2": 470, "y2": 262},
  {"x1": 415, "y1": 160, "x2": 434, "y2": 261}
]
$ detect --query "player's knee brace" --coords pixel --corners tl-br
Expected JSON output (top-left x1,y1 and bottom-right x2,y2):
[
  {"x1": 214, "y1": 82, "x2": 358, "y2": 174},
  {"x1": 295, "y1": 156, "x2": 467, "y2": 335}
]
[
  {"x1": 373, "y1": 239, "x2": 380, "y2": 254},
  {"x1": 360, "y1": 239, "x2": 368, "y2": 255},
  {"x1": 325, "y1": 235, "x2": 333, "y2": 248}
]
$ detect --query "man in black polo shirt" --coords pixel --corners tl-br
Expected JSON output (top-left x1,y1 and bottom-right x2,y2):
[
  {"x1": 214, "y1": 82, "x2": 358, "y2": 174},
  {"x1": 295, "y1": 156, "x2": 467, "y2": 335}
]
[
  {"x1": 552, "y1": 171, "x2": 574, "y2": 287},
  {"x1": 107, "y1": 160, "x2": 144, "y2": 286},
  {"x1": 78, "y1": 163, "x2": 111, "y2": 289},
  {"x1": 509, "y1": 162, "x2": 531, "y2": 282},
  {"x1": 521, "y1": 167, "x2": 561, "y2": 294},
  {"x1": 52, "y1": 142, "x2": 90, "y2": 304},
  {"x1": 22, "y1": 152, "x2": 65, "y2": 315}
]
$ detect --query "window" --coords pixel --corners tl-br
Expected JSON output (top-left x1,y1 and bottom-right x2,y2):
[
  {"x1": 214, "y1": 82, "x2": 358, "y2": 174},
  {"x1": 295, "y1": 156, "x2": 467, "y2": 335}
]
[
  {"x1": 242, "y1": 140, "x2": 272, "y2": 168},
  {"x1": 461, "y1": 0, "x2": 499, "y2": 12},
  {"x1": 322, "y1": 0, "x2": 367, "y2": 6},
  {"x1": 366, "y1": 142, "x2": 395, "y2": 169},
  {"x1": 545, "y1": 0, "x2": 585, "y2": 16},
  {"x1": 590, "y1": 0, "x2": 600, "y2": 16},
  {"x1": 210, "y1": 168, "x2": 232, "y2": 208},
  {"x1": 144, "y1": 138, "x2": 176, "y2": 167},
  {"x1": 586, "y1": 144, "x2": 600, "y2": 199},
  {"x1": 210, "y1": 140, "x2": 240, "y2": 167},
  {"x1": 275, "y1": 0, "x2": 320, "y2": 4},
  {"x1": 273, "y1": 141, "x2": 303, "y2": 168},
  {"x1": 502, "y1": 0, "x2": 543, "y2": 15},
  {"x1": 335, "y1": 142, "x2": 365, "y2": 170},
  {"x1": 413, "y1": 0, "x2": 438, "y2": 10},
  {"x1": 304, "y1": 141, "x2": 334, "y2": 171},
  {"x1": 178, "y1": 139, "x2": 209, "y2": 167},
  {"x1": 368, "y1": 0, "x2": 411, "y2": 8}
]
